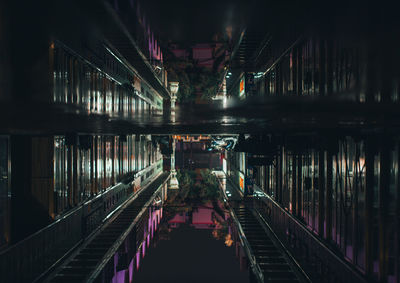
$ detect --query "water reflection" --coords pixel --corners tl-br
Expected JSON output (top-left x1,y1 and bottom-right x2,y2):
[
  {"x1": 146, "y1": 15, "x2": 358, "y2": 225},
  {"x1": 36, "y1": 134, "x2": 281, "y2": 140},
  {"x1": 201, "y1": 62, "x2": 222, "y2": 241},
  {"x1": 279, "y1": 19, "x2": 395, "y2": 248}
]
[
  {"x1": 133, "y1": 201, "x2": 249, "y2": 283},
  {"x1": 109, "y1": 198, "x2": 250, "y2": 283}
]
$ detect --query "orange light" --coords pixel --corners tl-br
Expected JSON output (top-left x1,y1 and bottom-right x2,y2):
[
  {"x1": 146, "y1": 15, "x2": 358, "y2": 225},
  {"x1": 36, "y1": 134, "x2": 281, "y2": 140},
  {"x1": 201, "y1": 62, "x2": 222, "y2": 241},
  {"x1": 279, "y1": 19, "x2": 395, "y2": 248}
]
[
  {"x1": 225, "y1": 234, "x2": 233, "y2": 247},
  {"x1": 240, "y1": 78, "x2": 244, "y2": 93}
]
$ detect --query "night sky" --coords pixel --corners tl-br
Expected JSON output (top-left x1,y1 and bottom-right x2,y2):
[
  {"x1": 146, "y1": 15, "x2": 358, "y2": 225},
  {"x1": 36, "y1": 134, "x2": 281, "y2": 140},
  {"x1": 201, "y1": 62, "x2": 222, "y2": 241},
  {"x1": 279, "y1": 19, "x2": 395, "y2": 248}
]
[{"x1": 141, "y1": 0, "x2": 254, "y2": 44}]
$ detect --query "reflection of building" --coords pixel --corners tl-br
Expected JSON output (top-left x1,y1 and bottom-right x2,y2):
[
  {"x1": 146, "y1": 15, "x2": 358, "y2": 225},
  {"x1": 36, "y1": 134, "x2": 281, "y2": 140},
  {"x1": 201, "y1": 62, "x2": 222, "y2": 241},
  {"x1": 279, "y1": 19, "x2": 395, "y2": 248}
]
[
  {"x1": 168, "y1": 212, "x2": 188, "y2": 228},
  {"x1": 171, "y1": 43, "x2": 228, "y2": 71},
  {"x1": 168, "y1": 203, "x2": 225, "y2": 230},
  {"x1": 191, "y1": 205, "x2": 215, "y2": 229},
  {"x1": 175, "y1": 135, "x2": 222, "y2": 170}
]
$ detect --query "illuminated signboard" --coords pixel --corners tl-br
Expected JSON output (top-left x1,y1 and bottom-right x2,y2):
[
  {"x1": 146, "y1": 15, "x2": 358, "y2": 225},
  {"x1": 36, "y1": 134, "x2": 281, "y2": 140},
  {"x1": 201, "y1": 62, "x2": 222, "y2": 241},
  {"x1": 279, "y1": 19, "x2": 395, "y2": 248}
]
[
  {"x1": 239, "y1": 171, "x2": 245, "y2": 192},
  {"x1": 239, "y1": 76, "x2": 245, "y2": 96}
]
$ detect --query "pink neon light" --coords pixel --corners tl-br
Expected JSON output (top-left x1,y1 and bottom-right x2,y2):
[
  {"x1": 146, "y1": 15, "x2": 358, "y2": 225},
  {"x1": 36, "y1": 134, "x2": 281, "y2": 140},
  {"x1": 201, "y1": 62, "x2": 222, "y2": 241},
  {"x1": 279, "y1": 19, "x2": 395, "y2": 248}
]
[
  {"x1": 136, "y1": 251, "x2": 140, "y2": 270},
  {"x1": 129, "y1": 258, "x2": 134, "y2": 282},
  {"x1": 115, "y1": 270, "x2": 126, "y2": 283}
]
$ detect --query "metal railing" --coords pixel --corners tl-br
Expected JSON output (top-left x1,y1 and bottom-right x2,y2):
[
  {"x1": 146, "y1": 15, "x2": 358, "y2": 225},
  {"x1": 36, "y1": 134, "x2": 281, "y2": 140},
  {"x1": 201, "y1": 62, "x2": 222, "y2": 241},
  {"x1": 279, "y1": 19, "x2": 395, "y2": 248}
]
[
  {"x1": 0, "y1": 162, "x2": 163, "y2": 283},
  {"x1": 0, "y1": 205, "x2": 83, "y2": 283},
  {"x1": 88, "y1": 173, "x2": 170, "y2": 283},
  {"x1": 215, "y1": 176, "x2": 264, "y2": 283},
  {"x1": 252, "y1": 186, "x2": 366, "y2": 283}
]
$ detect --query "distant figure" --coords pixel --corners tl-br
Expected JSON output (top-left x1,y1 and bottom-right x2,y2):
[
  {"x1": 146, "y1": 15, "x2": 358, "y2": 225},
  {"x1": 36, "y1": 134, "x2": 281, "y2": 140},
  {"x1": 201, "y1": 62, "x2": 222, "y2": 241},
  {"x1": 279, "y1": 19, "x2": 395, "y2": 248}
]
[{"x1": 245, "y1": 177, "x2": 254, "y2": 196}]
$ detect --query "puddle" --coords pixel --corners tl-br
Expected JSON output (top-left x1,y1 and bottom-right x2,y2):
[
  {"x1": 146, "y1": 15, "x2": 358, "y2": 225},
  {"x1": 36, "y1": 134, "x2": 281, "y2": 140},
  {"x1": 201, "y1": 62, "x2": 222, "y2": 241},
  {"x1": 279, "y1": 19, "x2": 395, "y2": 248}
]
[
  {"x1": 107, "y1": 170, "x2": 250, "y2": 283},
  {"x1": 131, "y1": 201, "x2": 250, "y2": 283}
]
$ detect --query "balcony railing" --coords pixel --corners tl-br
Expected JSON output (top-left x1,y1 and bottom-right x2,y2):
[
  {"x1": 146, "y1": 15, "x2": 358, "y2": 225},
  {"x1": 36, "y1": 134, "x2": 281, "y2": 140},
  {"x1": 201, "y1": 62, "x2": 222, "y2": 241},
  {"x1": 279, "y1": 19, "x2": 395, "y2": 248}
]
[
  {"x1": 0, "y1": 161, "x2": 163, "y2": 283},
  {"x1": 252, "y1": 186, "x2": 366, "y2": 283}
]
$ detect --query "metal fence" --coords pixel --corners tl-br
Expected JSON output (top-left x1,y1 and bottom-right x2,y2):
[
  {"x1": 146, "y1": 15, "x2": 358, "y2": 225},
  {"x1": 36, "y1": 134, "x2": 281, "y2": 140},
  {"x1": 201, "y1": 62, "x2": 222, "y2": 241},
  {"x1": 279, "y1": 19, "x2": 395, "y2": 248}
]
[
  {"x1": 0, "y1": 206, "x2": 83, "y2": 282},
  {"x1": 253, "y1": 189, "x2": 366, "y2": 283},
  {"x1": 0, "y1": 176, "x2": 156, "y2": 282}
]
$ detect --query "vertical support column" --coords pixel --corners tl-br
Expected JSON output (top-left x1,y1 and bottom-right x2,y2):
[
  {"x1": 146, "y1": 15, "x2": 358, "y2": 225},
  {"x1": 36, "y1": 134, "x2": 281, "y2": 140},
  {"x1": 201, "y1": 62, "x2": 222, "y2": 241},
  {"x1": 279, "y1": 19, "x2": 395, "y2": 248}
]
[
  {"x1": 326, "y1": 39, "x2": 333, "y2": 96},
  {"x1": 73, "y1": 142, "x2": 78, "y2": 205},
  {"x1": 10, "y1": 136, "x2": 32, "y2": 243},
  {"x1": 396, "y1": 142, "x2": 400, "y2": 283},
  {"x1": 319, "y1": 39, "x2": 326, "y2": 96},
  {"x1": 318, "y1": 148, "x2": 325, "y2": 237},
  {"x1": 297, "y1": 45, "x2": 303, "y2": 97},
  {"x1": 110, "y1": 137, "x2": 114, "y2": 185},
  {"x1": 292, "y1": 48, "x2": 298, "y2": 96},
  {"x1": 103, "y1": 136, "x2": 107, "y2": 189},
  {"x1": 296, "y1": 154, "x2": 303, "y2": 218},
  {"x1": 277, "y1": 145, "x2": 283, "y2": 203},
  {"x1": 379, "y1": 138, "x2": 390, "y2": 282},
  {"x1": 91, "y1": 136, "x2": 95, "y2": 195},
  {"x1": 169, "y1": 136, "x2": 179, "y2": 190},
  {"x1": 325, "y1": 148, "x2": 333, "y2": 241},
  {"x1": 67, "y1": 143, "x2": 73, "y2": 207},
  {"x1": 169, "y1": 82, "x2": 179, "y2": 124},
  {"x1": 365, "y1": 137, "x2": 374, "y2": 279},
  {"x1": 11, "y1": 136, "x2": 54, "y2": 243},
  {"x1": 291, "y1": 155, "x2": 297, "y2": 214}
]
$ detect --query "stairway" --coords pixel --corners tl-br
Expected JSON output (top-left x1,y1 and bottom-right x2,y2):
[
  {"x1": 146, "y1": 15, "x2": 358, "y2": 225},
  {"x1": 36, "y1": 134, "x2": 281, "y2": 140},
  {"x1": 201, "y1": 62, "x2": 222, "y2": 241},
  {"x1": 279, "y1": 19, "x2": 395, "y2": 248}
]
[
  {"x1": 48, "y1": 173, "x2": 168, "y2": 283},
  {"x1": 233, "y1": 205, "x2": 300, "y2": 283}
]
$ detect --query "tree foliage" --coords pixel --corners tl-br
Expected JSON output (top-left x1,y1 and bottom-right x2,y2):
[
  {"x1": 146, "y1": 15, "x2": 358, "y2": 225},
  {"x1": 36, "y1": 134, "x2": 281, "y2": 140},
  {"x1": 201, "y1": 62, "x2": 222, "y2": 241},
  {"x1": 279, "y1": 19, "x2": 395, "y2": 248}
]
[{"x1": 163, "y1": 46, "x2": 226, "y2": 103}]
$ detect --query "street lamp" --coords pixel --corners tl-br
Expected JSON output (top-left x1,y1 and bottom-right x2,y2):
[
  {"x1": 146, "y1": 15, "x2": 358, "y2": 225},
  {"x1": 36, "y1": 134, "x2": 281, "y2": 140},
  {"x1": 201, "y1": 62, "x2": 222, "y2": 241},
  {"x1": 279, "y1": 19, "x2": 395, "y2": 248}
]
[
  {"x1": 169, "y1": 81, "x2": 179, "y2": 112},
  {"x1": 168, "y1": 134, "x2": 179, "y2": 190}
]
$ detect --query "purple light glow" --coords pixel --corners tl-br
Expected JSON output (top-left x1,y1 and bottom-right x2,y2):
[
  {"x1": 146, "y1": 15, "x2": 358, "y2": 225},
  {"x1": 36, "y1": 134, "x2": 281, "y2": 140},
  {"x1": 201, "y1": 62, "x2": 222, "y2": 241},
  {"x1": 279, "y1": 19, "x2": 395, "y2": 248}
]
[
  {"x1": 114, "y1": 270, "x2": 126, "y2": 283},
  {"x1": 129, "y1": 258, "x2": 134, "y2": 282},
  {"x1": 136, "y1": 251, "x2": 140, "y2": 270}
]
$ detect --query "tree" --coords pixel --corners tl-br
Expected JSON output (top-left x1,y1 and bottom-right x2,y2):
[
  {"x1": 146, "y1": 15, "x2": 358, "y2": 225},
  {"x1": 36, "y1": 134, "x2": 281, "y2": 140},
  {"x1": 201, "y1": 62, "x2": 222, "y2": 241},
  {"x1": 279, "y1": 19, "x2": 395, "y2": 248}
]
[{"x1": 163, "y1": 45, "x2": 227, "y2": 103}]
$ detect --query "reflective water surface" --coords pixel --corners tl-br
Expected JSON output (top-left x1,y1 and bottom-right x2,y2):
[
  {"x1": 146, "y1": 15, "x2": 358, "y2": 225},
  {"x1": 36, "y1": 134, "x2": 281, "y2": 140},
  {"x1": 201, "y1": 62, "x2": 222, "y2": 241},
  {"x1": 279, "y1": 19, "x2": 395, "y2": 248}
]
[{"x1": 110, "y1": 199, "x2": 250, "y2": 283}]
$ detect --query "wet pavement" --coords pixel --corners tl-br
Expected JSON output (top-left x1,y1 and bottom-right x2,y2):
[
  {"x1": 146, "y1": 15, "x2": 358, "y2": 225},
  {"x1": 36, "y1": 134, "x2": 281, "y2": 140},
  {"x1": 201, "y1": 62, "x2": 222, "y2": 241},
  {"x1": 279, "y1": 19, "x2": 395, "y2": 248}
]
[{"x1": 3, "y1": 96, "x2": 400, "y2": 135}]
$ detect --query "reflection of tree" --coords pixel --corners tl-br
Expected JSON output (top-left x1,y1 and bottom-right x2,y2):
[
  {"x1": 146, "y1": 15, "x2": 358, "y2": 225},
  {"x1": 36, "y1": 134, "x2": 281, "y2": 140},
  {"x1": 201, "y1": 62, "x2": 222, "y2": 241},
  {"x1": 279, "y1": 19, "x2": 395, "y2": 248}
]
[
  {"x1": 158, "y1": 169, "x2": 234, "y2": 247},
  {"x1": 211, "y1": 213, "x2": 232, "y2": 247},
  {"x1": 175, "y1": 169, "x2": 221, "y2": 205}
]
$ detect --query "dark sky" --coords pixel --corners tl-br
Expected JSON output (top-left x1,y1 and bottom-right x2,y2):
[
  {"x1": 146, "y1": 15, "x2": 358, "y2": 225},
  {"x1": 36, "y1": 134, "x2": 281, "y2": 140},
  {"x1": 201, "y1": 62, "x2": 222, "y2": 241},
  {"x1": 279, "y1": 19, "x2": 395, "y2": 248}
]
[{"x1": 141, "y1": 0, "x2": 254, "y2": 44}]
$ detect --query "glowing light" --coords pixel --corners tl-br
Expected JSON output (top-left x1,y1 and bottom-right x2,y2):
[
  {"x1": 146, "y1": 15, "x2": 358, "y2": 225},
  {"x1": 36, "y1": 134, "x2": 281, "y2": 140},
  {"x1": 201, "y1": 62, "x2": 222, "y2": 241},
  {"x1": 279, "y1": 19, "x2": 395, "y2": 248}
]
[
  {"x1": 136, "y1": 251, "x2": 140, "y2": 270},
  {"x1": 225, "y1": 234, "x2": 233, "y2": 247},
  {"x1": 239, "y1": 76, "x2": 245, "y2": 96}
]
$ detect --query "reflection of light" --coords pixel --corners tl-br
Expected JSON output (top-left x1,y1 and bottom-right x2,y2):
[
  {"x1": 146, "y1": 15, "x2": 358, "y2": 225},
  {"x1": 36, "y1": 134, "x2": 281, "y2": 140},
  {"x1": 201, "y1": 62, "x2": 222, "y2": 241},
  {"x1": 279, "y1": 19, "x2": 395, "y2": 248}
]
[
  {"x1": 225, "y1": 234, "x2": 233, "y2": 247},
  {"x1": 212, "y1": 230, "x2": 219, "y2": 239},
  {"x1": 136, "y1": 251, "x2": 140, "y2": 270},
  {"x1": 358, "y1": 157, "x2": 366, "y2": 171}
]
